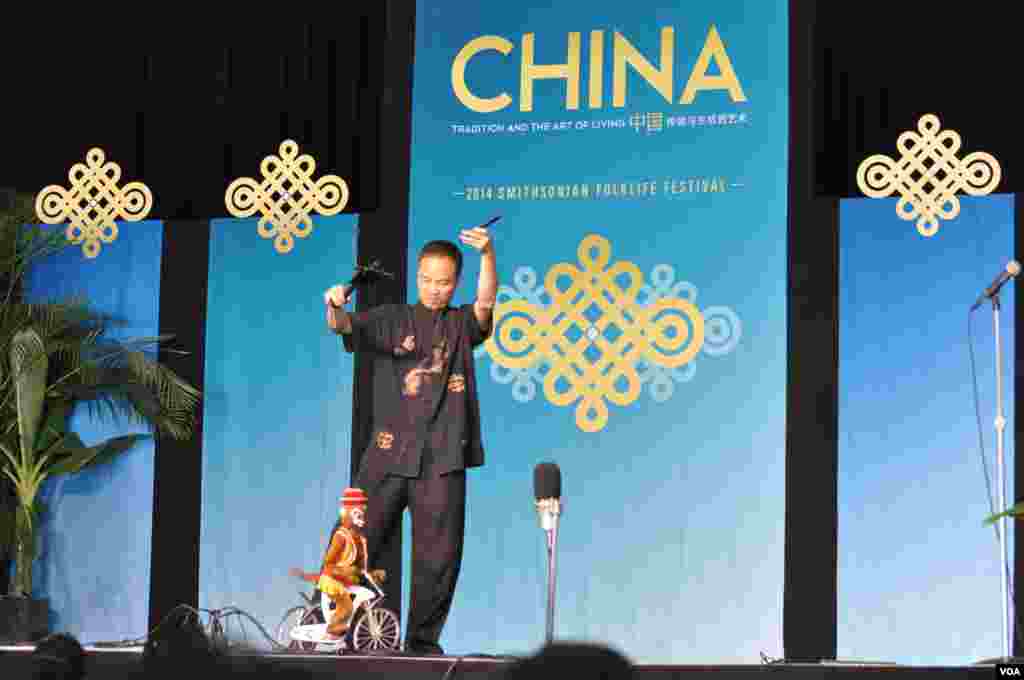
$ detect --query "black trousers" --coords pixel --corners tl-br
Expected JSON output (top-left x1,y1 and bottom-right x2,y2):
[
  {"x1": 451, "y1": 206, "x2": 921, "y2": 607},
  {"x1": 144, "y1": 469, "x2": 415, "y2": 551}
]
[{"x1": 356, "y1": 454, "x2": 466, "y2": 652}]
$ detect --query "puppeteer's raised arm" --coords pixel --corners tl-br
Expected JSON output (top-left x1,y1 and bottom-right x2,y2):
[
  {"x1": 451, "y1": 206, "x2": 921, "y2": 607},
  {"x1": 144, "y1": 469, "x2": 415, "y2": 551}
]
[{"x1": 459, "y1": 227, "x2": 497, "y2": 330}]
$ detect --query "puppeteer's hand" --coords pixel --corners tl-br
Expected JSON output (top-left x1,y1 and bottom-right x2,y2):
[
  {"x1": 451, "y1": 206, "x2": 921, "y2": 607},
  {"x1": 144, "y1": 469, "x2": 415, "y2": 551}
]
[
  {"x1": 289, "y1": 567, "x2": 309, "y2": 580},
  {"x1": 324, "y1": 284, "x2": 352, "y2": 308},
  {"x1": 459, "y1": 226, "x2": 492, "y2": 255},
  {"x1": 368, "y1": 569, "x2": 387, "y2": 584}
]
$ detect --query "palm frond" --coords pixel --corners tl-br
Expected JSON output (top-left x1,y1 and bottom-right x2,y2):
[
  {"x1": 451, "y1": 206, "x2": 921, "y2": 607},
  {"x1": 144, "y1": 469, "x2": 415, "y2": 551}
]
[
  {"x1": 47, "y1": 434, "x2": 147, "y2": 476},
  {"x1": 45, "y1": 332, "x2": 102, "y2": 368},
  {"x1": 10, "y1": 329, "x2": 48, "y2": 464},
  {"x1": 28, "y1": 298, "x2": 95, "y2": 334},
  {"x1": 0, "y1": 198, "x2": 71, "y2": 317},
  {"x1": 62, "y1": 360, "x2": 200, "y2": 441}
]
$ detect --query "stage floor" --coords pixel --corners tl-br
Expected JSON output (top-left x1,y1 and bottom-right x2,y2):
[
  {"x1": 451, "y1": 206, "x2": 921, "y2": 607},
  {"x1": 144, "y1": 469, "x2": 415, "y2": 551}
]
[{"x1": 0, "y1": 646, "x2": 1001, "y2": 679}]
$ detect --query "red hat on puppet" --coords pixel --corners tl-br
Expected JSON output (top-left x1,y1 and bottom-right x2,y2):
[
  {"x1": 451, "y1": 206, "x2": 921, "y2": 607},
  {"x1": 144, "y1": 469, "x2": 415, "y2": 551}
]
[{"x1": 341, "y1": 487, "x2": 368, "y2": 508}]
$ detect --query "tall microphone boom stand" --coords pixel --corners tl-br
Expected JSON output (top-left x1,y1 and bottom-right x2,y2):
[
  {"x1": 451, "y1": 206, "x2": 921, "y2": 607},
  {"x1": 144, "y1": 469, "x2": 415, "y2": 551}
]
[{"x1": 990, "y1": 291, "x2": 1013, "y2": 659}]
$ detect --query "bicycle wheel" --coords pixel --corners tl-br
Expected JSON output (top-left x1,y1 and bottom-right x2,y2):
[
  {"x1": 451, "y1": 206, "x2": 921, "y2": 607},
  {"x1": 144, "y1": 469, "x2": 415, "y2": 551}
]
[
  {"x1": 350, "y1": 607, "x2": 401, "y2": 652},
  {"x1": 276, "y1": 606, "x2": 308, "y2": 651},
  {"x1": 278, "y1": 606, "x2": 325, "y2": 651},
  {"x1": 300, "y1": 607, "x2": 328, "y2": 651}
]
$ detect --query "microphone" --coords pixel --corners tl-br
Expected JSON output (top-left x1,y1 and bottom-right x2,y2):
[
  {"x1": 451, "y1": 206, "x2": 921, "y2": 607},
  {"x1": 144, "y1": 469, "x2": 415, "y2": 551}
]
[
  {"x1": 534, "y1": 462, "x2": 561, "y2": 645},
  {"x1": 972, "y1": 260, "x2": 1021, "y2": 310},
  {"x1": 534, "y1": 462, "x2": 561, "y2": 531}
]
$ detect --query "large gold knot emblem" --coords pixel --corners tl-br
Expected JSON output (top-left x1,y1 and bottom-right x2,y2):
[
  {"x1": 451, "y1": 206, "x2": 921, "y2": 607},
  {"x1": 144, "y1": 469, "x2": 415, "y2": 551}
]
[
  {"x1": 483, "y1": 235, "x2": 730, "y2": 433},
  {"x1": 34, "y1": 148, "x2": 153, "y2": 259},
  {"x1": 224, "y1": 140, "x2": 349, "y2": 253},
  {"x1": 856, "y1": 113, "x2": 1001, "y2": 237}
]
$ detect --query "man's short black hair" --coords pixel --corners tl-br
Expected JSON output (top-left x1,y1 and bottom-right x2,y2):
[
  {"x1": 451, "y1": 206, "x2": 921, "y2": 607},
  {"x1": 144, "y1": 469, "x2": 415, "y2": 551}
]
[{"x1": 418, "y1": 240, "x2": 462, "y2": 278}]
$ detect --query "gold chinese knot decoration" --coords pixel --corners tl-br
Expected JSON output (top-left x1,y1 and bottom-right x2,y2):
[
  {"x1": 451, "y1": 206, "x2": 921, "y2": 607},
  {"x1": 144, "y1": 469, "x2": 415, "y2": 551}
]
[
  {"x1": 34, "y1": 148, "x2": 153, "y2": 259},
  {"x1": 224, "y1": 140, "x2": 349, "y2": 254},
  {"x1": 484, "y1": 234, "x2": 710, "y2": 433},
  {"x1": 856, "y1": 113, "x2": 1001, "y2": 237}
]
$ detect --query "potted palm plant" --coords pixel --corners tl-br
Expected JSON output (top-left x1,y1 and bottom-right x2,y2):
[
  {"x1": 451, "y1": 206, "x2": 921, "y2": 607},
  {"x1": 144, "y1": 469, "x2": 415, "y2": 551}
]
[{"x1": 0, "y1": 193, "x2": 201, "y2": 642}]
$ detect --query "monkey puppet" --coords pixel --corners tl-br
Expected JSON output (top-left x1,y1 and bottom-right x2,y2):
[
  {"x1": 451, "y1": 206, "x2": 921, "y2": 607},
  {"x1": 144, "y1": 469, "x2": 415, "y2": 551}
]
[{"x1": 290, "y1": 488, "x2": 387, "y2": 640}]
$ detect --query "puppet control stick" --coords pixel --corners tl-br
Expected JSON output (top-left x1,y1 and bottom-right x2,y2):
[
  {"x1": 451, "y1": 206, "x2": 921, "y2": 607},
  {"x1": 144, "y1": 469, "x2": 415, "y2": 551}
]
[{"x1": 342, "y1": 259, "x2": 394, "y2": 299}]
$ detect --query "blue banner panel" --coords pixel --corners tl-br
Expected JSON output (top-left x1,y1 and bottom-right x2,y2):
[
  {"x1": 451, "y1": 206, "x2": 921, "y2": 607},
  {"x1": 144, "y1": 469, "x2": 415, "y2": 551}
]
[
  {"x1": 406, "y1": 1, "x2": 788, "y2": 662},
  {"x1": 839, "y1": 194, "x2": 1016, "y2": 664},
  {"x1": 199, "y1": 215, "x2": 357, "y2": 647},
  {"x1": 24, "y1": 221, "x2": 163, "y2": 643}
]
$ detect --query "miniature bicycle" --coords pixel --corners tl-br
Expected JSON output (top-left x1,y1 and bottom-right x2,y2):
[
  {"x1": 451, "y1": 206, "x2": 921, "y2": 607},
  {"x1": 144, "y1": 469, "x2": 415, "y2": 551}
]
[{"x1": 276, "y1": 572, "x2": 401, "y2": 654}]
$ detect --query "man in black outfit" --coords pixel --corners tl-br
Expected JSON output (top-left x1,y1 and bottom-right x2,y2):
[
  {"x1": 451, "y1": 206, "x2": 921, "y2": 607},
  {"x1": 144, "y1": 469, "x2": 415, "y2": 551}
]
[{"x1": 323, "y1": 226, "x2": 497, "y2": 655}]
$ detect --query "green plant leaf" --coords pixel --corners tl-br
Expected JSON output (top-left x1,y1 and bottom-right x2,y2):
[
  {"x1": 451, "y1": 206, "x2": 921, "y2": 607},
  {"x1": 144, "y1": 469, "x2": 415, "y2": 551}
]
[
  {"x1": 0, "y1": 441, "x2": 19, "y2": 476},
  {"x1": 54, "y1": 431, "x2": 86, "y2": 454},
  {"x1": 47, "y1": 434, "x2": 148, "y2": 477},
  {"x1": 984, "y1": 502, "x2": 1024, "y2": 525},
  {"x1": 34, "y1": 398, "x2": 70, "y2": 454},
  {"x1": 10, "y1": 328, "x2": 47, "y2": 464}
]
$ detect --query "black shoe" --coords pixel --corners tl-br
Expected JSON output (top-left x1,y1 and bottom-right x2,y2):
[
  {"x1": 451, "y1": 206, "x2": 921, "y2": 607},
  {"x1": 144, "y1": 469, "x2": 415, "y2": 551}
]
[{"x1": 404, "y1": 643, "x2": 445, "y2": 657}]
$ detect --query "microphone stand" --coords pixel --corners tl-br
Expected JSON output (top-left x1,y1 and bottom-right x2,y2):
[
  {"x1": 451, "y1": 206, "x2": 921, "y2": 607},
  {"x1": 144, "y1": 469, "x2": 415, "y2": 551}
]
[
  {"x1": 537, "y1": 498, "x2": 561, "y2": 645},
  {"x1": 991, "y1": 292, "x2": 1012, "y2": 660}
]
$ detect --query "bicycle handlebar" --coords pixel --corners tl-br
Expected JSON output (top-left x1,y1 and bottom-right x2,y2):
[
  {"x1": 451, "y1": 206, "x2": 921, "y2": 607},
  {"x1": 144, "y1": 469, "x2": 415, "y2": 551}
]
[{"x1": 362, "y1": 572, "x2": 385, "y2": 597}]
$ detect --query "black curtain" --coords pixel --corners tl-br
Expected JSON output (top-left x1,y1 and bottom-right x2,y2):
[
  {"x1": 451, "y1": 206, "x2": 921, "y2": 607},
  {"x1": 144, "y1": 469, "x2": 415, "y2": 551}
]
[
  {"x1": 148, "y1": 220, "x2": 210, "y2": 630},
  {"x1": 783, "y1": 0, "x2": 839, "y2": 662}
]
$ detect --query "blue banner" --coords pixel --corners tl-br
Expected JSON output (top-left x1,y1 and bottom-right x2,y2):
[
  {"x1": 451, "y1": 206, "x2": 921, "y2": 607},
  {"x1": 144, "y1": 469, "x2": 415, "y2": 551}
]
[
  {"x1": 199, "y1": 215, "x2": 358, "y2": 644},
  {"x1": 407, "y1": 1, "x2": 788, "y2": 662},
  {"x1": 838, "y1": 194, "x2": 1016, "y2": 664},
  {"x1": 25, "y1": 220, "x2": 163, "y2": 643}
]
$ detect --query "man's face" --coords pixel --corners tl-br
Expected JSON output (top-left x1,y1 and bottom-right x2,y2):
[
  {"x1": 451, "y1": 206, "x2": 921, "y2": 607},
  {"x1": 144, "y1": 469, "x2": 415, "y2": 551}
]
[
  {"x1": 417, "y1": 255, "x2": 459, "y2": 310},
  {"x1": 345, "y1": 507, "x2": 366, "y2": 529}
]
